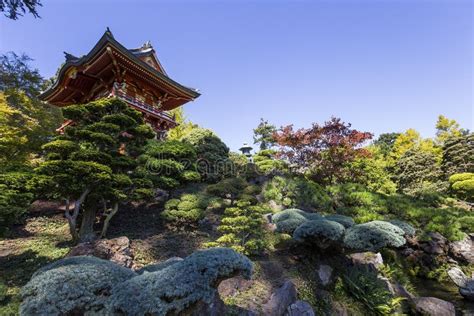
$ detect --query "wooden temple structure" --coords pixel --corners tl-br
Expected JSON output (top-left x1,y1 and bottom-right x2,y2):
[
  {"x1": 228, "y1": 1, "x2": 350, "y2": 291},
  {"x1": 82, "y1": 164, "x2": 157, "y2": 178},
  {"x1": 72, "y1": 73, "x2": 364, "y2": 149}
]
[{"x1": 39, "y1": 29, "x2": 200, "y2": 137}]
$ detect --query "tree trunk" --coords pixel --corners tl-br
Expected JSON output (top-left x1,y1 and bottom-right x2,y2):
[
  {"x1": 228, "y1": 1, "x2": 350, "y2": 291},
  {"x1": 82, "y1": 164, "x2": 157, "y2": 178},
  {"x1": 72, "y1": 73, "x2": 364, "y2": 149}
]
[
  {"x1": 79, "y1": 206, "x2": 97, "y2": 243},
  {"x1": 65, "y1": 187, "x2": 91, "y2": 244},
  {"x1": 100, "y1": 202, "x2": 119, "y2": 238}
]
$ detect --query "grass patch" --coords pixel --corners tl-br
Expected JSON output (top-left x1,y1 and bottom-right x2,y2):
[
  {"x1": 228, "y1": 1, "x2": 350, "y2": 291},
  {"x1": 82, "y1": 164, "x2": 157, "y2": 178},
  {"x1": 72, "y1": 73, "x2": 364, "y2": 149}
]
[{"x1": 0, "y1": 216, "x2": 71, "y2": 314}]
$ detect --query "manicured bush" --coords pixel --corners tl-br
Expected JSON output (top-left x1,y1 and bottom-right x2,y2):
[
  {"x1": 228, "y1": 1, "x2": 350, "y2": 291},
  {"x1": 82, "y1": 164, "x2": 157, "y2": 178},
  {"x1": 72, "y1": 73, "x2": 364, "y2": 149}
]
[
  {"x1": 263, "y1": 176, "x2": 332, "y2": 210},
  {"x1": 343, "y1": 221, "x2": 406, "y2": 252},
  {"x1": 275, "y1": 217, "x2": 308, "y2": 234},
  {"x1": 387, "y1": 219, "x2": 416, "y2": 237},
  {"x1": 253, "y1": 149, "x2": 287, "y2": 175},
  {"x1": 181, "y1": 127, "x2": 230, "y2": 182},
  {"x1": 161, "y1": 193, "x2": 210, "y2": 226},
  {"x1": 449, "y1": 173, "x2": 474, "y2": 202},
  {"x1": 205, "y1": 203, "x2": 269, "y2": 255},
  {"x1": 136, "y1": 257, "x2": 183, "y2": 274},
  {"x1": 21, "y1": 249, "x2": 252, "y2": 316},
  {"x1": 21, "y1": 256, "x2": 137, "y2": 315},
  {"x1": 324, "y1": 214, "x2": 355, "y2": 228},
  {"x1": 273, "y1": 208, "x2": 322, "y2": 223},
  {"x1": 138, "y1": 139, "x2": 200, "y2": 190},
  {"x1": 293, "y1": 219, "x2": 346, "y2": 249},
  {"x1": 106, "y1": 248, "x2": 252, "y2": 315}
]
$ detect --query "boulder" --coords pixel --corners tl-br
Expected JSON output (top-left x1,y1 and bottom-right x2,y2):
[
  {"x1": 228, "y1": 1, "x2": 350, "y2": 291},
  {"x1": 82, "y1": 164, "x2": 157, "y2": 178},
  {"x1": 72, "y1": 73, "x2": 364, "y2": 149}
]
[
  {"x1": 449, "y1": 234, "x2": 474, "y2": 264},
  {"x1": 420, "y1": 232, "x2": 448, "y2": 255},
  {"x1": 285, "y1": 301, "x2": 315, "y2": 316},
  {"x1": 263, "y1": 280, "x2": 297, "y2": 316},
  {"x1": 349, "y1": 252, "x2": 383, "y2": 270},
  {"x1": 447, "y1": 267, "x2": 474, "y2": 301},
  {"x1": 67, "y1": 236, "x2": 134, "y2": 268},
  {"x1": 413, "y1": 297, "x2": 455, "y2": 316},
  {"x1": 153, "y1": 188, "x2": 169, "y2": 205},
  {"x1": 317, "y1": 264, "x2": 333, "y2": 286}
]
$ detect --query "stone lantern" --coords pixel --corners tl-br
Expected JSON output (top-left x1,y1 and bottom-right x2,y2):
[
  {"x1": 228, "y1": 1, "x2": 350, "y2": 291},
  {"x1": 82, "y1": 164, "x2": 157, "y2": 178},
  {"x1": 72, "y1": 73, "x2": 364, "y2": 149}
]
[{"x1": 239, "y1": 143, "x2": 253, "y2": 160}]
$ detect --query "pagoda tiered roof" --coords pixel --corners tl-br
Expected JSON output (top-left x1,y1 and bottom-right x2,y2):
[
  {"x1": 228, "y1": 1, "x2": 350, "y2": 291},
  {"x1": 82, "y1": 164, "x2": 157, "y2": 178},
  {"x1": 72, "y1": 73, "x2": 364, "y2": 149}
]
[{"x1": 39, "y1": 29, "x2": 200, "y2": 111}]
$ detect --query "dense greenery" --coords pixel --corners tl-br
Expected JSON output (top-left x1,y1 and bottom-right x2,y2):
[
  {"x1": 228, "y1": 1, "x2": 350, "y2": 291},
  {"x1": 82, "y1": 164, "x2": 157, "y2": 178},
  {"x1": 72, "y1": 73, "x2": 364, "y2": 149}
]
[{"x1": 35, "y1": 98, "x2": 155, "y2": 242}]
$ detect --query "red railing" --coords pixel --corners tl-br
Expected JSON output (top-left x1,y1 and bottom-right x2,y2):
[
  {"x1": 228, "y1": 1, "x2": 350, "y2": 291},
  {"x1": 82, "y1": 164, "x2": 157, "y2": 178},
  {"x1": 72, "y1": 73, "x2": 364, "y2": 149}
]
[{"x1": 112, "y1": 86, "x2": 175, "y2": 123}]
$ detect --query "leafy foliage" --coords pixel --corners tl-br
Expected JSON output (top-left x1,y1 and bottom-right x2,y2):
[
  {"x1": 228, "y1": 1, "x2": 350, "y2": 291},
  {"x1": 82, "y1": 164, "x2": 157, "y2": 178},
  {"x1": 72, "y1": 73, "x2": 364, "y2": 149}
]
[
  {"x1": 0, "y1": 171, "x2": 34, "y2": 234},
  {"x1": 35, "y1": 98, "x2": 155, "y2": 242},
  {"x1": 274, "y1": 117, "x2": 373, "y2": 184},
  {"x1": 253, "y1": 149, "x2": 287, "y2": 175},
  {"x1": 343, "y1": 221, "x2": 406, "y2": 252},
  {"x1": 394, "y1": 147, "x2": 446, "y2": 198},
  {"x1": 137, "y1": 139, "x2": 200, "y2": 190},
  {"x1": 342, "y1": 265, "x2": 403, "y2": 315},
  {"x1": 162, "y1": 193, "x2": 210, "y2": 226},
  {"x1": 263, "y1": 176, "x2": 332, "y2": 210},
  {"x1": 253, "y1": 118, "x2": 277, "y2": 150},
  {"x1": 442, "y1": 133, "x2": 474, "y2": 176},
  {"x1": 206, "y1": 177, "x2": 248, "y2": 205},
  {"x1": 206, "y1": 202, "x2": 270, "y2": 255},
  {"x1": 449, "y1": 173, "x2": 474, "y2": 202},
  {"x1": 181, "y1": 127, "x2": 230, "y2": 182},
  {"x1": 0, "y1": 0, "x2": 42, "y2": 19}
]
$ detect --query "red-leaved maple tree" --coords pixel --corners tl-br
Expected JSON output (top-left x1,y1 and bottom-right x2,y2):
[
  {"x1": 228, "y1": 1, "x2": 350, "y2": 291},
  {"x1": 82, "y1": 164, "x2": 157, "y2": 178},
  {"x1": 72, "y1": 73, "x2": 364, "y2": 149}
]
[{"x1": 273, "y1": 117, "x2": 373, "y2": 184}]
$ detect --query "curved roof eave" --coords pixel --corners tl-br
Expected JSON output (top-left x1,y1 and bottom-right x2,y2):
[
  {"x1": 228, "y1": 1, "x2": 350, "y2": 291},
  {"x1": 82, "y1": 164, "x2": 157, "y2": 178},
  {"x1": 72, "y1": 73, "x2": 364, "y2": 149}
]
[{"x1": 39, "y1": 30, "x2": 201, "y2": 101}]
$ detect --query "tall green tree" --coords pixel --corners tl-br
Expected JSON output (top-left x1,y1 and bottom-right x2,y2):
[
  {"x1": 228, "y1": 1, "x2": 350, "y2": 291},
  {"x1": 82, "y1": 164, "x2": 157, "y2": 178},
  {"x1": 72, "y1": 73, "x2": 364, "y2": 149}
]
[
  {"x1": 394, "y1": 147, "x2": 444, "y2": 197},
  {"x1": 0, "y1": 52, "x2": 62, "y2": 167},
  {"x1": 442, "y1": 133, "x2": 474, "y2": 176},
  {"x1": 373, "y1": 133, "x2": 400, "y2": 157},
  {"x1": 253, "y1": 118, "x2": 277, "y2": 150},
  {"x1": 36, "y1": 98, "x2": 155, "y2": 242},
  {"x1": 435, "y1": 115, "x2": 462, "y2": 145}
]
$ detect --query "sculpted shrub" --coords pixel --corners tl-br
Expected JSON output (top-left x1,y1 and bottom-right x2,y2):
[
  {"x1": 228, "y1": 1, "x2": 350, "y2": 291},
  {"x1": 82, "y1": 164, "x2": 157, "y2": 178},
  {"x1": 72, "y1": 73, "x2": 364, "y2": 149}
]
[
  {"x1": 107, "y1": 248, "x2": 252, "y2": 315},
  {"x1": 293, "y1": 219, "x2": 345, "y2": 249},
  {"x1": 21, "y1": 248, "x2": 252, "y2": 316},
  {"x1": 205, "y1": 203, "x2": 269, "y2": 255},
  {"x1": 273, "y1": 208, "x2": 322, "y2": 234},
  {"x1": 161, "y1": 193, "x2": 210, "y2": 226},
  {"x1": 324, "y1": 214, "x2": 355, "y2": 228},
  {"x1": 21, "y1": 256, "x2": 137, "y2": 315},
  {"x1": 137, "y1": 139, "x2": 200, "y2": 190},
  {"x1": 387, "y1": 219, "x2": 416, "y2": 237},
  {"x1": 343, "y1": 221, "x2": 406, "y2": 252},
  {"x1": 449, "y1": 173, "x2": 474, "y2": 202}
]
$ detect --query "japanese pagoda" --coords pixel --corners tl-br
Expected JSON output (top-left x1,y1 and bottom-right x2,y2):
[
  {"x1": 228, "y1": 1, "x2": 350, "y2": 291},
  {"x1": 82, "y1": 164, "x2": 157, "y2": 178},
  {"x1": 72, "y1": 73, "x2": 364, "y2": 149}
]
[{"x1": 40, "y1": 29, "x2": 200, "y2": 137}]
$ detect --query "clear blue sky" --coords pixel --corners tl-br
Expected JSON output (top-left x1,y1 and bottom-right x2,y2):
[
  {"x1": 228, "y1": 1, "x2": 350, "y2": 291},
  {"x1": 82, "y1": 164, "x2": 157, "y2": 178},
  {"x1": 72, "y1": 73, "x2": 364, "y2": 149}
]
[{"x1": 1, "y1": 0, "x2": 472, "y2": 151}]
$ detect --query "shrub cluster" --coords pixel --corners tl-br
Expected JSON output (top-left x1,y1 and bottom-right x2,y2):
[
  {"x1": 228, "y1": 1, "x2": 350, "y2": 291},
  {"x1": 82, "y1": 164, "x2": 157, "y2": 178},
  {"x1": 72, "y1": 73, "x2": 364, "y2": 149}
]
[
  {"x1": 293, "y1": 219, "x2": 345, "y2": 249},
  {"x1": 0, "y1": 171, "x2": 34, "y2": 235},
  {"x1": 263, "y1": 176, "x2": 332, "y2": 210},
  {"x1": 343, "y1": 221, "x2": 406, "y2": 252},
  {"x1": 161, "y1": 193, "x2": 210, "y2": 226},
  {"x1": 21, "y1": 248, "x2": 252, "y2": 315},
  {"x1": 328, "y1": 183, "x2": 473, "y2": 241},
  {"x1": 137, "y1": 139, "x2": 201, "y2": 190},
  {"x1": 206, "y1": 202, "x2": 270, "y2": 255},
  {"x1": 449, "y1": 173, "x2": 474, "y2": 202},
  {"x1": 272, "y1": 208, "x2": 322, "y2": 234}
]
